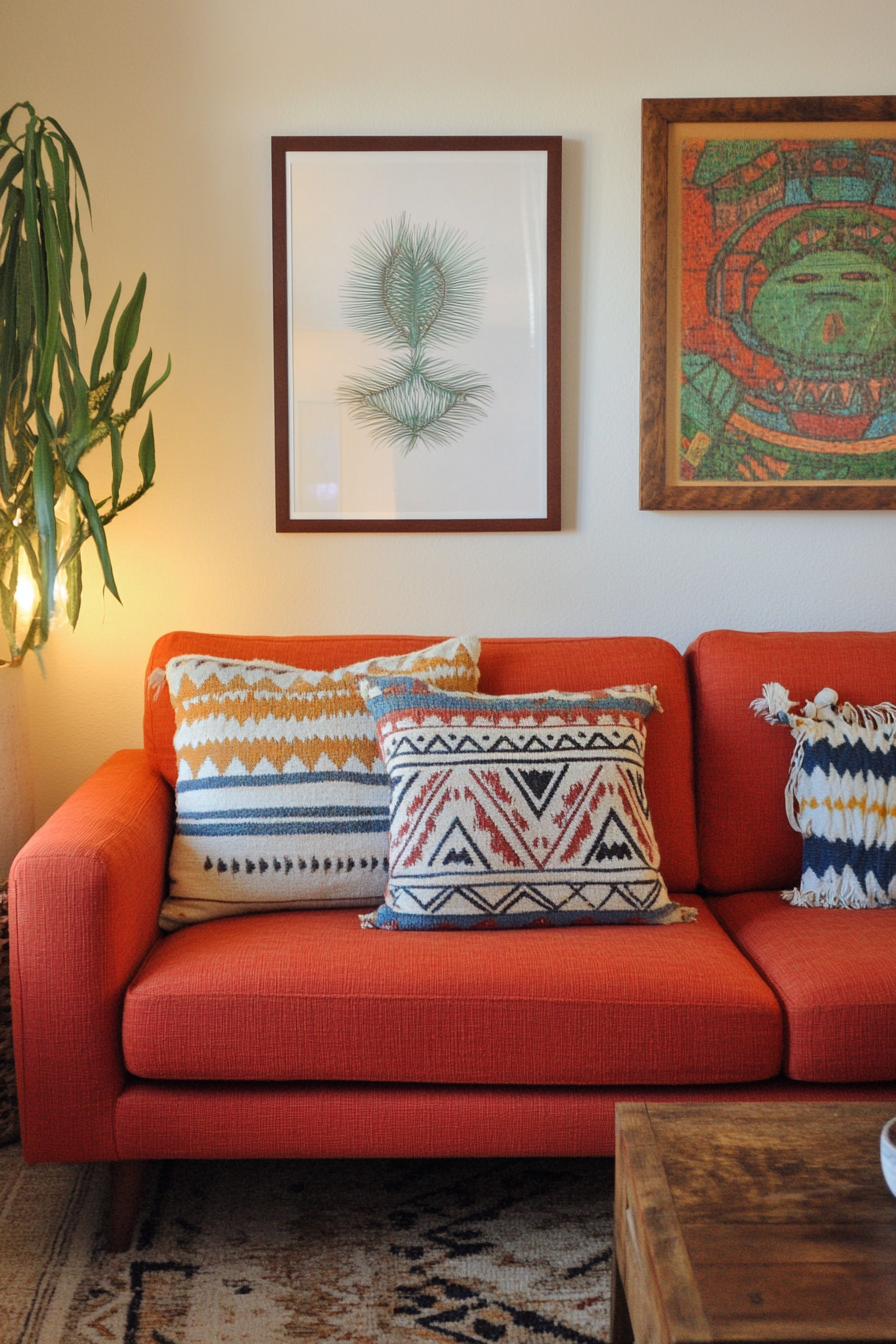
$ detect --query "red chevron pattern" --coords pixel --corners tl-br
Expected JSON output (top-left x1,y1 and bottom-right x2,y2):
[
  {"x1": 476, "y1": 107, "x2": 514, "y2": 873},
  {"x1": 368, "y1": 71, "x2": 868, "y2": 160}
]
[{"x1": 358, "y1": 679, "x2": 695, "y2": 929}]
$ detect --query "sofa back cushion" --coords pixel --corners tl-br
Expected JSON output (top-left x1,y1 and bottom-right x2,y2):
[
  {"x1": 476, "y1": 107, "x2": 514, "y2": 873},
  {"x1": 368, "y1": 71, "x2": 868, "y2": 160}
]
[
  {"x1": 687, "y1": 629, "x2": 896, "y2": 894},
  {"x1": 145, "y1": 633, "x2": 699, "y2": 893}
]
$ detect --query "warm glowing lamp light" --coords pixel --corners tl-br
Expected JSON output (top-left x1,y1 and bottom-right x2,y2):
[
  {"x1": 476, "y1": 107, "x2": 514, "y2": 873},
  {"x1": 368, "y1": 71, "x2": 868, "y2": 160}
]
[
  {"x1": 14, "y1": 571, "x2": 36, "y2": 621},
  {"x1": 13, "y1": 564, "x2": 69, "y2": 632}
]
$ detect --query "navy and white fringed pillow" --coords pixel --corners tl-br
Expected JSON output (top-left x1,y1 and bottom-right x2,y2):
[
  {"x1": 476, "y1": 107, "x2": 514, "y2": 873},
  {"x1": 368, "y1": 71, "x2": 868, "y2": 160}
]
[{"x1": 752, "y1": 682, "x2": 896, "y2": 909}]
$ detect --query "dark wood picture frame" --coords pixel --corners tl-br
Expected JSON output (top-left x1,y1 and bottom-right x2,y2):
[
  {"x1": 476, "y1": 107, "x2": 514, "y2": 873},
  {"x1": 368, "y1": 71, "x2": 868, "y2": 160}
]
[
  {"x1": 641, "y1": 96, "x2": 896, "y2": 510},
  {"x1": 272, "y1": 136, "x2": 561, "y2": 532}
]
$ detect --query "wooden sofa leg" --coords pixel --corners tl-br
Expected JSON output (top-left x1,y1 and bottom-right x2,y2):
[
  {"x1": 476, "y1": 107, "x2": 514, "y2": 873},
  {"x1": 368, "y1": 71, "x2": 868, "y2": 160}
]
[{"x1": 107, "y1": 1159, "x2": 147, "y2": 1252}]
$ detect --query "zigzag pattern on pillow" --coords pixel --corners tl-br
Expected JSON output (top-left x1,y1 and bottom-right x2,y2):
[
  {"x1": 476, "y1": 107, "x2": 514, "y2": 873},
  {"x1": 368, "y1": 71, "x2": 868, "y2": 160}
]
[
  {"x1": 357, "y1": 677, "x2": 695, "y2": 930},
  {"x1": 752, "y1": 682, "x2": 896, "y2": 909},
  {"x1": 159, "y1": 637, "x2": 480, "y2": 930}
]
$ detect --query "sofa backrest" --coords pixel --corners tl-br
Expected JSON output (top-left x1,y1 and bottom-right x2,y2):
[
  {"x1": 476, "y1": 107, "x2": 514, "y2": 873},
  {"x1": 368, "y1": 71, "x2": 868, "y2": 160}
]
[
  {"x1": 687, "y1": 629, "x2": 896, "y2": 894},
  {"x1": 144, "y1": 631, "x2": 699, "y2": 893}
]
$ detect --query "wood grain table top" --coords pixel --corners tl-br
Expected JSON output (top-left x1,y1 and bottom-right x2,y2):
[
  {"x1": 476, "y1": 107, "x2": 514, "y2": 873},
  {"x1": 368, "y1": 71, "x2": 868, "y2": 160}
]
[{"x1": 614, "y1": 1102, "x2": 896, "y2": 1343}]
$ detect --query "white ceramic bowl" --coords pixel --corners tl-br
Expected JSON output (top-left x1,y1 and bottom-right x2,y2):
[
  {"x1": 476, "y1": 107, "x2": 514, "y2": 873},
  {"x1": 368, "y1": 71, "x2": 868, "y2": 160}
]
[{"x1": 882, "y1": 1117, "x2": 896, "y2": 1198}]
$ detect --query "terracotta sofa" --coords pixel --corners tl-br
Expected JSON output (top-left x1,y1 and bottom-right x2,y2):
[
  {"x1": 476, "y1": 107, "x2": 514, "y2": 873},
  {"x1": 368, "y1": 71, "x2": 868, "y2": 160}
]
[{"x1": 9, "y1": 629, "x2": 896, "y2": 1210}]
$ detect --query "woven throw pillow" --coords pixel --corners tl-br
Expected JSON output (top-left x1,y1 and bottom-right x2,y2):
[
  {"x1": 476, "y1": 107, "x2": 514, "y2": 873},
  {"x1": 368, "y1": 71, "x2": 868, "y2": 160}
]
[
  {"x1": 356, "y1": 676, "x2": 695, "y2": 930},
  {"x1": 752, "y1": 682, "x2": 896, "y2": 909},
  {"x1": 159, "y1": 636, "x2": 480, "y2": 931}
]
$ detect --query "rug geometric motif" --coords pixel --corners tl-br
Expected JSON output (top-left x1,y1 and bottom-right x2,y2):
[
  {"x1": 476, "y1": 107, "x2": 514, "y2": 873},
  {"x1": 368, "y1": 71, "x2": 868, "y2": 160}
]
[{"x1": 0, "y1": 1146, "x2": 614, "y2": 1343}]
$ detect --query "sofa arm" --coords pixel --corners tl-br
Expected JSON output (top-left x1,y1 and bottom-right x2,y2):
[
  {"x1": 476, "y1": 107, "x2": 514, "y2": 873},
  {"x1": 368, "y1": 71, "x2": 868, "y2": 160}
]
[{"x1": 9, "y1": 749, "x2": 174, "y2": 1163}]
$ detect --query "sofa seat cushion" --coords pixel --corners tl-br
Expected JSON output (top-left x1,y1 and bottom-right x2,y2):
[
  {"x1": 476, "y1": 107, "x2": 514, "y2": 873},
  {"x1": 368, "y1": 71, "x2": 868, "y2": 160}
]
[
  {"x1": 122, "y1": 901, "x2": 782, "y2": 1086},
  {"x1": 710, "y1": 891, "x2": 896, "y2": 1082}
]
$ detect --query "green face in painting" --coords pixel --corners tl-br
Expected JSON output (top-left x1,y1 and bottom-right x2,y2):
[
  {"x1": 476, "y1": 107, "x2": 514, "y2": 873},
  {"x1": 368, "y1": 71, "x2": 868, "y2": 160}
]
[{"x1": 749, "y1": 249, "x2": 896, "y2": 370}]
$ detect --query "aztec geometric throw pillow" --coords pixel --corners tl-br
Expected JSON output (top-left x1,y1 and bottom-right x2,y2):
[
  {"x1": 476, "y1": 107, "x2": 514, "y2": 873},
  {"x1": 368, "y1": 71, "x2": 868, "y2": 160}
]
[
  {"x1": 356, "y1": 676, "x2": 696, "y2": 930},
  {"x1": 159, "y1": 636, "x2": 480, "y2": 931},
  {"x1": 752, "y1": 682, "x2": 896, "y2": 909}
]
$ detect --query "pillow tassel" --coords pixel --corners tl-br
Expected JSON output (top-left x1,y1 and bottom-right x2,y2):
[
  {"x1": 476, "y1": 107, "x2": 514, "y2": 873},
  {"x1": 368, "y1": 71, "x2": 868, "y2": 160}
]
[
  {"x1": 750, "y1": 682, "x2": 795, "y2": 724},
  {"x1": 783, "y1": 875, "x2": 886, "y2": 910},
  {"x1": 751, "y1": 684, "x2": 805, "y2": 831},
  {"x1": 146, "y1": 666, "x2": 168, "y2": 699},
  {"x1": 848, "y1": 699, "x2": 896, "y2": 731}
]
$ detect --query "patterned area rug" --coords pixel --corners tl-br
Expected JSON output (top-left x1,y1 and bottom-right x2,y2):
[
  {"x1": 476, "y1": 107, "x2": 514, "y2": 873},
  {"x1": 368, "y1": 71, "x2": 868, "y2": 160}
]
[{"x1": 0, "y1": 1145, "x2": 614, "y2": 1343}]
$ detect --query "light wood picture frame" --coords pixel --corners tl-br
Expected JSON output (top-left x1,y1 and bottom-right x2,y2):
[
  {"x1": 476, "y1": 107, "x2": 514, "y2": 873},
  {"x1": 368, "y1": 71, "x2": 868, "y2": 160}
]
[{"x1": 641, "y1": 96, "x2": 896, "y2": 510}]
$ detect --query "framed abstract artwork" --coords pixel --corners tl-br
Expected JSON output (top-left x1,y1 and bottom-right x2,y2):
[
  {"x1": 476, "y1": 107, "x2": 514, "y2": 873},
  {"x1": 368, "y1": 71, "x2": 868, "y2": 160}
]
[
  {"x1": 641, "y1": 96, "x2": 896, "y2": 509},
  {"x1": 272, "y1": 136, "x2": 561, "y2": 531}
]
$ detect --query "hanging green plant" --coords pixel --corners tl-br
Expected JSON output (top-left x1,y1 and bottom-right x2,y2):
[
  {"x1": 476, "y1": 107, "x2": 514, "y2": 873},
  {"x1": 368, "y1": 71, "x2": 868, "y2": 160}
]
[{"x1": 0, "y1": 101, "x2": 170, "y2": 665}]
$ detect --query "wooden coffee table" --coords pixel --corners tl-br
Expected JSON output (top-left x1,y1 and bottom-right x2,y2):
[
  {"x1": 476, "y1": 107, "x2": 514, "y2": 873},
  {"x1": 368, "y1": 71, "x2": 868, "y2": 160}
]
[{"x1": 612, "y1": 1102, "x2": 896, "y2": 1343}]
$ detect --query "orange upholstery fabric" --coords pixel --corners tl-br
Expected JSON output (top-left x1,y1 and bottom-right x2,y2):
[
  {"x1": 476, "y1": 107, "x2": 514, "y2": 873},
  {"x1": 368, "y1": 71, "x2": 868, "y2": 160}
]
[
  {"x1": 687, "y1": 629, "x2": 896, "y2": 894},
  {"x1": 9, "y1": 751, "x2": 173, "y2": 1163},
  {"x1": 11, "y1": 628, "x2": 896, "y2": 1168},
  {"x1": 113, "y1": 1078, "x2": 896, "y2": 1161},
  {"x1": 710, "y1": 891, "x2": 896, "y2": 1082},
  {"x1": 122, "y1": 900, "x2": 783, "y2": 1086},
  {"x1": 145, "y1": 632, "x2": 699, "y2": 892}
]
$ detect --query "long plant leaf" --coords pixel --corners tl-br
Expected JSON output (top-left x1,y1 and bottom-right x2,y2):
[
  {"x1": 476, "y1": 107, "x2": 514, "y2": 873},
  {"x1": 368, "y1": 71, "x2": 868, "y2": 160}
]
[
  {"x1": 56, "y1": 343, "x2": 90, "y2": 471},
  {"x1": 0, "y1": 103, "x2": 31, "y2": 144},
  {"x1": 74, "y1": 193, "x2": 90, "y2": 318},
  {"x1": 46, "y1": 114, "x2": 91, "y2": 320},
  {"x1": 68, "y1": 463, "x2": 120, "y2": 600},
  {"x1": 129, "y1": 347, "x2": 152, "y2": 414},
  {"x1": 0, "y1": 211, "x2": 20, "y2": 499},
  {"x1": 137, "y1": 411, "x2": 155, "y2": 487},
  {"x1": 65, "y1": 549, "x2": 82, "y2": 629},
  {"x1": 112, "y1": 272, "x2": 145, "y2": 372},
  {"x1": 110, "y1": 423, "x2": 123, "y2": 509},
  {"x1": 0, "y1": 181, "x2": 20, "y2": 245},
  {"x1": 138, "y1": 352, "x2": 171, "y2": 407},
  {"x1": 34, "y1": 146, "x2": 62, "y2": 405},
  {"x1": 45, "y1": 116, "x2": 90, "y2": 213},
  {"x1": 0, "y1": 153, "x2": 23, "y2": 208},
  {"x1": 15, "y1": 239, "x2": 36, "y2": 423},
  {"x1": 89, "y1": 282, "x2": 120, "y2": 387},
  {"x1": 44, "y1": 136, "x2": 72, "y2": 270},
  {"x1": 33, "y1": 410, "x2": 57, "y2": 640},
  {"x1": 44, "y1": 135, "x2": 78, "y2": 359},
  {"x1": 14, "y1": 233, "x2": 31, "y2": 358},
  {"x1": 0, "y1": 108, "x2": 17, "y2": 142},
  {"x1": 21, "y1": 116, "x2": 47, "y2": 356},
  {"x1": 56, "y1": 344, "x2": 75, "y2": 432}
]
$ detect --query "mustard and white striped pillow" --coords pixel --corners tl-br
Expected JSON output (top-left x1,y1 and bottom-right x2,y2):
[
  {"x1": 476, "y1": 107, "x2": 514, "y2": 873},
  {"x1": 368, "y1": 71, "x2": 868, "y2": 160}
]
[{"x1": 159, "y1": 636, "x2": 480, "y2": 930}]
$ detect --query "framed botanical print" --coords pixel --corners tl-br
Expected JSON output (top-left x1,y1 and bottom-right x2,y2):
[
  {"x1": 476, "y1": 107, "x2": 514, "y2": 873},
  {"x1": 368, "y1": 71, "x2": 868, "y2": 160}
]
[
  {"x1": 272, "y1": 136, "x2": 561, "y2": 531},
  {"x1": 641, "y1": 96, "x2": 896, "y2": 509}
]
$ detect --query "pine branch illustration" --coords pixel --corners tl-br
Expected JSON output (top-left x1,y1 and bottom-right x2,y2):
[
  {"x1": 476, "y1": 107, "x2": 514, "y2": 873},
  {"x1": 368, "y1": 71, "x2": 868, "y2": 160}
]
[
  {"x1": 338, "y1": 354, "x2": 494, "y2": 454},
  {"x1": 341, "y1": 214, "x2": 488, "y2": 351},
  {"x1": 338, "y1": 213, "x2": 493, "y2": 452}
]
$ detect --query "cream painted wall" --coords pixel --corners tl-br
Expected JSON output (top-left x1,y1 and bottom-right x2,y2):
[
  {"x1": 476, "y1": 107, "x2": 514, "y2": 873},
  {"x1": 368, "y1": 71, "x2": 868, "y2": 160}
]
[{"x1": 3, "y1": 0, "x2": 896, "y2": 825}]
